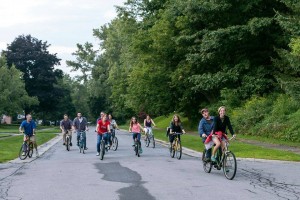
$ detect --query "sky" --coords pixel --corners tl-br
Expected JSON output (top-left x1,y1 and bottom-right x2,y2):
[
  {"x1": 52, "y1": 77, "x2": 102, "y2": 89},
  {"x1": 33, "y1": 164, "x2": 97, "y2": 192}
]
[{"x1": 0, "y1": 0, "x2": 126, "y2": 76}]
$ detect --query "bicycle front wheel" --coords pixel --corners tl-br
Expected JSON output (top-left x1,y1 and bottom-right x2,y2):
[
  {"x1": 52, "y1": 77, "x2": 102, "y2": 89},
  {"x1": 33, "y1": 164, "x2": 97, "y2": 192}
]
[
  {"x1": 66, "y1": 137, "x2": 70, "y2": 151},
  {"x1": 176, "y1": 141, "x2": 182, "y2": 160},
  {"x1": 19, "y1": 143, "x2": 28, "y2": 160},
  {"x1": 112, "y1": 137, "x2": 118, "y2": 151},
  {"x1": 202, "y1": 149, "x2": 212, "y2": 173},
  {"x1": 100, "y1": 140, "x2": 105, "y2": 160},
  {"x1": 145, "y1": 136, "x2": 150, "y2": 147},
  {"x1": 223, "y1": 151, "x2": 237, "y2": 180},
  {"x1": 152, "y1": 135, "x2": 155, "y2": 148},
  {"x1": 28, "y1": 142, "x2": 34, "y2": 158}
]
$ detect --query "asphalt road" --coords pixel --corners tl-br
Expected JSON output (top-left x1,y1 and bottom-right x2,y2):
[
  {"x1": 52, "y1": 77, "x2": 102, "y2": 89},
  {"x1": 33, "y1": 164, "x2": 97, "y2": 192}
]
[{"x1": 0, "y1": 127, "x2": 300, "y2": 200}]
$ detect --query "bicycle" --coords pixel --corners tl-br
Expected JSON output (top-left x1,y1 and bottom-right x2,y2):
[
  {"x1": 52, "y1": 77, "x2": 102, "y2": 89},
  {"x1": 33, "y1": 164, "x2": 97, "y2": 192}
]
[
  {"x1": 65, "y1": 130, "x2": 72, "y2": 151},
  {"x1": 110, "y1": 128, "x2": 118, "y2": 151},
  {"x1": 100, "y1": 134, "x2": 109, "y2": 160},
  {"x1": 79, "y1": 131, "x2": 86, "y2": 154},
  {"x1": 202, "y1": 136, "x2": 237, "y2": 180},
  {"x1": 19, "y1": 135, "x2": 34, "y2": 160},
  {"x1": 133, "y1": 136, "x2": 142, "y2": 157},
  {"x1": 145, "y1": 127, "x2": 155, "y2": 148},
  {"x1": 169, "y1": 132, "x2": 183, "y2": 160}
]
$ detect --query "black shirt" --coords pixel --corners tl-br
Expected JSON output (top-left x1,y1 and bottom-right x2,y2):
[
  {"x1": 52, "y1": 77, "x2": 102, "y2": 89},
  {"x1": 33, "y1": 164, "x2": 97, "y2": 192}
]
[
  {"x1": 213, "y1": 115, "x2": 234, "y2": 135},
  {"x1": 170, "y1": 122, "x2": 183, "y2": 133}
]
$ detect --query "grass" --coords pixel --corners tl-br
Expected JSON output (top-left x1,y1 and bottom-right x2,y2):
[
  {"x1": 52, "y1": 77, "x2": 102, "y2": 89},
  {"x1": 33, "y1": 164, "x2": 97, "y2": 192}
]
[
  {"x1": 0, "y1": 127, "x2": 59, "y2": 163},
  {"x1": 0, "y1": 134, "x2": 11, "y2": 138}
]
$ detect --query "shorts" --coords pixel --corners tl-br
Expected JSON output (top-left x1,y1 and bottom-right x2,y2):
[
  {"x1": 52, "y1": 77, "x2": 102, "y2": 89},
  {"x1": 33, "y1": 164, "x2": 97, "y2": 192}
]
[{"x1": 24, "y1": 135, "x2": 36, "y2": 142}]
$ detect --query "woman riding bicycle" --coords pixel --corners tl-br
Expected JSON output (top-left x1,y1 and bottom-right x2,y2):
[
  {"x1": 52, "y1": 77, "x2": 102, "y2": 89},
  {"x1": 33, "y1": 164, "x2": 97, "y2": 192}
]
[
  {"x1": 205, "y1": 106, "x2": 236, "y2": 162},
  {"x1": 169, "y1": 114, "x2": 186, "y2": 150},
  {"x1": 143, "y1": 115, "x2": 156, "y2": 140},
  {"x1": 108, "y1": 114, "x2": 119, "y2": 145},
  {"x1": 96, "y1": 114, "x2": 111, "y2": 156},
  {"x1": 129, "y1": 117, "x2": 144, "y2": 153}
]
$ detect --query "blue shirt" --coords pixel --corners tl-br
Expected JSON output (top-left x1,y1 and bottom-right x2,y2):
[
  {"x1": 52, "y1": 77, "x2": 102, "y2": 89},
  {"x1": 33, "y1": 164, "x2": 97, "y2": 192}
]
[
  {"x1": 198, "y1": 116, "x2": 214, "y2": 143},
  {"x1": 20, "y1": 120, "x2": 36, "y2": 136}
]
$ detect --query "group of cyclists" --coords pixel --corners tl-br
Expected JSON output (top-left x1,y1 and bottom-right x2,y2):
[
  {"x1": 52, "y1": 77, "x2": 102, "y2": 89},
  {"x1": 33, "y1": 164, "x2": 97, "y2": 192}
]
[{"x1": 19, "y1": 106, "x2": 235, "y2": 161}]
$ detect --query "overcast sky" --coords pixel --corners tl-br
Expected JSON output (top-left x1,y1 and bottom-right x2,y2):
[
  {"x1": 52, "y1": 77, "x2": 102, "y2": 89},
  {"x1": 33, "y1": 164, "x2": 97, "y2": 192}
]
[{"x1": 0, "y1": 0, "x2": 125, "y2": 76}]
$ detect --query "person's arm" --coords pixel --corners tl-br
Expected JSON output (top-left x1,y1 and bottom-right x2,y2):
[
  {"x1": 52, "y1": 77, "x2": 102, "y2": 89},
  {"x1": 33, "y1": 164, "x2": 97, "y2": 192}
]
[
  {"x1": 115, "y1": 121, "x2": 119, "y2": 129},
  {"x1": 198, "y1": 119, "x2": 206, "y2": 138},
  {"x1": 60, "y1": 120, "x2": 64, "y2": 132},
  {"x1": 107, "y1": 124, "x2": 111, "y2": 133},
  {"x1": 180, "y1": 124, "x2": 186, "y2": 134},
  {"x1": 139, "y1": 123, "x2": 144, "y2": 133},
  {"x1": 19, "y1": 122, "x2": 23, "y2": 133},
  {"x1": 151, "y1": 119, "x2": 156, "y2": 127},
  {"x1": 32, "y1": 122, "x2": 37, "y2": 135},
  {"x1": 84, "y1": 118, "x2": 89, "y2": 131},
  {"x1": 169, "y1": 122, "x2": 173, "y2": 134},
  {"x1": 226, "y1": 116, "x2": 235, "y2": 136}
]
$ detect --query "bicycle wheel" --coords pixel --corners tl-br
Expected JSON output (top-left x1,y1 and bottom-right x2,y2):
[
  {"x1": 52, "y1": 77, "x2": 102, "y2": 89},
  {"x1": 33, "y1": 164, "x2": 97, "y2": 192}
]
[
  {"x1": 170, "y1": 143, "x2": 175, "y2": 158},
  {"x1": 112, "y1": 137, "x2": 118, "y2": 151},
  {"x1": 145, "y1": 136, "x2": 150, "y2": 147},
  {"x1": 202, "y1": 149, "x2": 212, "y2": 173},
  {"x1": 176, "y1": 141, "x2": 182, "y2": 160},
  {"x1": 152, "y1": 135, "x2": 155, "y2": 148},
  {"x1": 28, "y1": 142, "x2": 34, "y2": 158},
  {"x1": 19, "y1": 143, "x2": 28, "y2": 160},
  {"x1": 100, "y1": 140, "x2": 105, "y2": 160},
  {"x1": 137, "y1": 142, "x2": 140, "y2": 157},
  {"x1": 223, "y1": 151, "x2": 237, "y2": 180},
  {"x1": 66, "y1": 137, "x2": 70, "y2": 151}
]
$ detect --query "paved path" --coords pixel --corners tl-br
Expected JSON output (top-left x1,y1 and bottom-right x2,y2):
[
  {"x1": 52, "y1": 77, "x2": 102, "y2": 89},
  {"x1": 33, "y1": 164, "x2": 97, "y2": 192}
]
[{"x1": 0, "y1": 127, "x2": 300, "y2": 200}]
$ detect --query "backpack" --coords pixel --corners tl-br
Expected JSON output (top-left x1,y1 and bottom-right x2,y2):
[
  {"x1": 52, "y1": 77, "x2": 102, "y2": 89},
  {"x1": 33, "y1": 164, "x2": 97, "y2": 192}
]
[{"x1": 166, "y1": 127, "x2": 170, "y2": 137}]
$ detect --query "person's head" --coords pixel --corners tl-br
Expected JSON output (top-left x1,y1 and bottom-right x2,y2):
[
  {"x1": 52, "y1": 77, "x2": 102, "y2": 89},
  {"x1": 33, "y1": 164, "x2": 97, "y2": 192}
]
[
  {"x1": 200, "y1": 108, "x2": 210, "y2": 119},
  {"x1": 63, "y1": 114, "x2": 69, "y2": 120},
  {"x1": 130, "y1": 116, "x2": 138, "y2": 126},
  {"x1": 77, "y1": 112, "x2": 82, "y2": 118},
  {"x1": 100, "y1": 111, "x2": 105, "y2": 118},
  {"x1": 102, "y1": 114, "x2": 108, "y2": 122},
  {"x1": 218, "y1": 106, "x2": 226, "y2": 118},
  {"x1": 108, "y1": 114, "x2": 112, "y2": 120},
  {"x1": 146, "y1": 115, "x2": 150, "y2": 120},
  {"x1": 172, "y1": 114, "x2": 181, "y2": 124},
  {"x1": 26, "y1": 114, "x2": 32, "y2": 122}
]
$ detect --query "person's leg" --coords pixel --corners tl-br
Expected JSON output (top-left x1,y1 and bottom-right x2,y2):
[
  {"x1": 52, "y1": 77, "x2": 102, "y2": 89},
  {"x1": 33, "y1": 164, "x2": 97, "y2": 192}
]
[
  {"x1": 96, "y1": 134, "x2": 101, "y2": 153},
  {"x1": 107, "y1": 133, "x2": 111, "y2": 146},
  {"x1": 211, "y1": 137, "x2": 220, "y2": 161},
  {"x1": 63, "y1": 130, "x2": 66, "y2": 145},
  {"x1": 31, "y1": 136, "x2": 39, "y2": 156},
  {"x1": 103, "y1": 133, "x2": 108, "y2": 146},
  {"x1": 77, "y1": 131, "x2": 80, "y2": 146},
  {"x1": 132, "y1": 133, "x2": 137, "y2": 145}
]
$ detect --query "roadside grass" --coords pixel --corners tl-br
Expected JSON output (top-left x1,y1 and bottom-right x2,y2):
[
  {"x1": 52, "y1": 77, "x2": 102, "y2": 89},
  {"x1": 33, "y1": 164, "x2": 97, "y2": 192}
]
[
  {"x1": 0, "y1": 134, "x2": 11, "y2": 138},
  {"x1": 0, "y1": 124, "x2": 58, "y2": 133},
  {"x1": 0, "y1": 128, "x2": 59, "y2": 163},
  {"x1": 154, "y1": 129, "x2": 300, "y2": 161}
]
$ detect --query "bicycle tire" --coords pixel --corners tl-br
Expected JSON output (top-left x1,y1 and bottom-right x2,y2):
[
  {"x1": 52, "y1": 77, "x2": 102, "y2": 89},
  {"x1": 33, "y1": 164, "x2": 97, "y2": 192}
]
[
  {"x1": 100, "y1": 140, "x2": 105, "y2": 160},
  {"x1": 202, "y1": 149, "x2": 212, "y2": 173},
  {"x1": 112, "y1": 137, "x2": 118, "y2": 151},
  {"x1": 145, "y1": 136, "x2": 150, "y2": 147},
  {"x1": 28, "y1": 142, "x2": 34, "y2": 158},
  {"x1": 176, "y1": 141, "x2": 182, "y2": 160},
  {"x1": 170, "y1": 143, "x2": 175, "y2": 158},
  {"x1": 223, "y1": 151, "x2": 237, "y2": 180},
  {"x1": 66, "y1": 137, "x2": 70, "y2": 151},
  {"x1": 137, "y1": 142, "x2": 140, "y2": 157},
  {"x1": 19, "y1": 143, "x2": 28, "y2": 160}
]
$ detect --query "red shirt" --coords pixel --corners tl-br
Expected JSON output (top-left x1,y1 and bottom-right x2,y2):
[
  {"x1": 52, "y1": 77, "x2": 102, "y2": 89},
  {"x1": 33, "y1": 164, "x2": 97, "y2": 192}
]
[{"x1": 97, "y1": 120, "x2": 110, "y2": 135}]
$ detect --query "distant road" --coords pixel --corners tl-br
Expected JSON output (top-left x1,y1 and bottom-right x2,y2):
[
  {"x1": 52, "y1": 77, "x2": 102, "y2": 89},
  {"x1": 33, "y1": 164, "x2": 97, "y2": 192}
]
[{"x1": 0, "y1": 126, "x2": 300, "y2": 200}]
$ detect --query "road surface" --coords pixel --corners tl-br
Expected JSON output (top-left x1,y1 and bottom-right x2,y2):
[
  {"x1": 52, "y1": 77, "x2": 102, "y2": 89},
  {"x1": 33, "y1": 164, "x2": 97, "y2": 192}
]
[{"x1": 0, "y1": 127, "x2": 300, "y2": 200}]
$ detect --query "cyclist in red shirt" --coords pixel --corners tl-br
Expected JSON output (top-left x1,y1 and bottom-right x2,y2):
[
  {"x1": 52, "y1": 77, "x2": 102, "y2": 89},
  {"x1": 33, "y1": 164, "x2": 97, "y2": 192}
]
[{"x1": 96, "y1": 114, "x2": 111, "y2": 156}]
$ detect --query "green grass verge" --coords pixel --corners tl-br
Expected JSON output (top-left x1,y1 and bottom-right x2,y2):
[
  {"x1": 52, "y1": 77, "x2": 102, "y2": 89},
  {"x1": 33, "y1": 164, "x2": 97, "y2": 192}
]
[
  {"x1": 152, "y1": 129, "x2": 300, "y2": 162},
  {"x1": 0, "y1": 134, "x2": 11, "y2": 138},
  {"x1": 0, "y1": 128, "x2": 59, "y2": 163}
]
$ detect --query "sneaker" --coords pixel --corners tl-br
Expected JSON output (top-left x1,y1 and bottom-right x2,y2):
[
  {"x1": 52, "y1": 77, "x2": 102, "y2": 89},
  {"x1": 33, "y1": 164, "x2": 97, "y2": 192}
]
[
  {"x1": 84, "y1": 147, "x2": 88, "y2": 150},
  {"x1": 36, "y1": 151, "x2": 39, "y2": 157},
  {"x1": 70, "y1": 142, "x2": 72, "y2": 146},
  {"x1": 63, "y1": 143, "x2": 66, "y2": 145},
  {"x1": 22, "y1": 152, "x2": 26, "y2": 156},
  {"x1": 211, "y1": 155, "x2": 216, "y2": 162},
  {"x1": 96, "y1": 152, "x2": 100, "y2": 156}
]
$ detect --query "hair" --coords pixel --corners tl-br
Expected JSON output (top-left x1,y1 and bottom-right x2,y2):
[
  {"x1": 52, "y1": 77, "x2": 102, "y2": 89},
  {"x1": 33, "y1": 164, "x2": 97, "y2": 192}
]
[
  {"x1": 100, "y1": 111, "x2": 105, "y2": 115},
  {"x1": 108, "y1": 113, "x2": 112, "y2": 118},
  {"x1": 130, "y1": 116, "x2": 138, "y2": 127},
  {"x1": 172, "y1": 114, "x2": 181, "y2": 125},
  {"x1": 64, "y1": 114, "x2": 68, "y2": 117},
  {"x1": 200, "y1": 108, "x2": 209, "y2": 114},
  {"x1": 218, "y1": 106, "x2": 226, "y2": 113}
]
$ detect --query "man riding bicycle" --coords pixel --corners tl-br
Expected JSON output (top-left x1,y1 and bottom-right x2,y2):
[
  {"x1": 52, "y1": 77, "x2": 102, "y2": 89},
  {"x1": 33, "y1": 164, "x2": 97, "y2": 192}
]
[
  {"x1": 73, "y1": 112, "x2": 88, "y2": 150},
  {"x1": 19, "y1": 114, "x2": 39, "y2": 157},
  {"x1": 60, "y1": 114, "x2": 73, "y2": 146},
  {"x1": 198, "y1": 108, "x2": 214, "y2": 161}
]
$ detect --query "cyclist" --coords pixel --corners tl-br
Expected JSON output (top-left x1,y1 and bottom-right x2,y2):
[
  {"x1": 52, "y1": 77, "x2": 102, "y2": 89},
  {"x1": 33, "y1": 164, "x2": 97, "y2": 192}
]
[
  {"x1": 96, "y1": 114, "x2": 110, "y2": 156},
  {"x1": 108, "y1": 114, "x2": 118, "y2": 145},
  {"x1": 73, "y1": 112, "x2": 89, "y2": 150},
  {"x1": 143, "y1": 115, "x2": 156, "y2": 141},
  {"x1": 205, "y1": 106, "x2": 236, "y2": 162},
  {"x1": 129, "y1": 117, "x2": 144, "y2": 153},
  {"x1": 169, "y1": 114, "x2": 186, "y2": 151},
  {"x1": 60, "y1": 114, "x2": 73, "y2": 146},
  {"x1": 19, "y1": 114, "x2": 39, "y2": 157},
  {"x1": 198, "y1": 108, "x2": 214, "y2": 161}
]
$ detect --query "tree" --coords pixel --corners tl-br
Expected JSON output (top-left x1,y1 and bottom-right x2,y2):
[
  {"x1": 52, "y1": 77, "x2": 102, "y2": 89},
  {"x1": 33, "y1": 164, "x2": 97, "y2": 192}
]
[
  {"x1": 3, "y1": 35, "x2": 72, "y2": 122},
  {"x1": 0, "y1": 56, "x2": 38, "y2": 116}
]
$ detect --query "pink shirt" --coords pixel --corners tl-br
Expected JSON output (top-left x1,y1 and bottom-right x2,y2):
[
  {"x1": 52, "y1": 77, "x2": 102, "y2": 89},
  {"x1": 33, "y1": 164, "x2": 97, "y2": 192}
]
[{"x1": 131, "y1": 123, "x2": 141, "y2": 133}]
